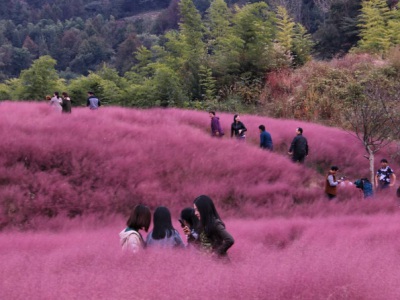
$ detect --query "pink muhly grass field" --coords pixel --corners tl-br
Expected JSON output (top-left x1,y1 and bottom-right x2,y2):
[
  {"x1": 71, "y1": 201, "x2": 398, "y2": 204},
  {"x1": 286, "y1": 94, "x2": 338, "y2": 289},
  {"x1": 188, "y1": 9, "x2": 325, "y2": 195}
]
[{"x1": 1, "y1": 102, "x2": 400, "y2": 299}]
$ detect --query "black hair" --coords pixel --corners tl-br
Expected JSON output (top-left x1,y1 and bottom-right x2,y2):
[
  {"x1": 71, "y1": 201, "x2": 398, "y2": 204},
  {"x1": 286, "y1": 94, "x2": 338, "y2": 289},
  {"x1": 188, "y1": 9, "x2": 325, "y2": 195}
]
[
  {"x1": 233, "y1": 114, "x2": 238, "y2": 122},
  {"x1": 126, "y1": 204, "x2": 151, "y2": 232},
  {"x1": 380, "y1": 158, "x2": 388, "y2": 163},
  {"x1": 330, "y1": 166, "x2": 339, "y2": 171},
  {"x1": 193, "y1": 195, "x2": 223, "y2": 235},
  {"x1": 209, "y1": 111, "x2": 215, "y2": 116},
  {"x1": 259, "y1": 125, "x2": 265, "y2": 131},
  {"x1": 88, "y1": 91, "x2": 94, "y2": 95},
  {"x1": 151, "y1": 206, "x2": 175, "y2": 240},
  {"x1": 54, "y1": 91, "x2": 60, "y2": 99},
  {"x1": 180, "y1": 207, "x2": 199, "y2": 230},
  {"x1": 297, "y1": 127, "x2": 303, "y2": 134}
]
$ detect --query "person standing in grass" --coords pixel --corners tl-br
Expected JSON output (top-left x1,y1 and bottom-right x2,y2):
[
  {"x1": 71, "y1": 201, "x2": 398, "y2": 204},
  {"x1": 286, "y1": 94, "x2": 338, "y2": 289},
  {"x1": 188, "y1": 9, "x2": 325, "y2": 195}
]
[
  {"x1": 325, "y1": 166, "x2": 342, "y2": 200},
  {"x1": 288, "y1": 127, "x2": 308, "y2": 163},
  {"x1": 375, "y1": 159, "x2": 396, "y2": 192},
  {"x1": 231, "y1": 114, "x2": 247, "y2": 140},
  {"x1": 209, "y1": 111, "x2": 224, "y2": 137},
  {"x1": 193, "y1": 195, "x2": 234, "y2": 258},
  {"x1": 50, "y1": 91, "x2": 63, "y2": 113},
  {"x1": 146, "y1": 206, "x2": 184, "y2": 249},
  {"x1": 87, "y1": 91, "x2": 101, "y2": 110},
  {"x1": 61, "y1": 92, "x2": 72, "y2": 113},
  {"x1": 259, "y1": 125, "x2": 273, "y2": 151},
  {"x1": 119, "y1": 204, "x2": 151, "y2": 253}
]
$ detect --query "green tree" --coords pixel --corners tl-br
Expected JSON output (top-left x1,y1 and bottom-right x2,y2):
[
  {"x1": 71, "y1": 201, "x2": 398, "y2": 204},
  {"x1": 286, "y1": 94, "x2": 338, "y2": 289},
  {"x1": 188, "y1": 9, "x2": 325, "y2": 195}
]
[
  {"x1": 12, "y1": 55, "x2": 64, "y2": 100},
  {"x1": 275, "y1": 6, "x2": 295, "y2": 55},
  {"x1": 355, "y1": 0, "x2": 393, "y2": 55},
  {"x1": 232, "y1": 2, "x2": 276, "y2": 76},
  {"x1": 177, "y1": 0, "x2": 206, "y2": 99}
]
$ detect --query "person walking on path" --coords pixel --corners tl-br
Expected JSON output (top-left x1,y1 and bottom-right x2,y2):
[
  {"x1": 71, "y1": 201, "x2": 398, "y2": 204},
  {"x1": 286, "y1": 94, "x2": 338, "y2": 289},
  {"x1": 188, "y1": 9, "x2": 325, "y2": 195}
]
[
  {"x1": 209, "y1": 111, "x2": 224, "y2": 137},
  {"x1": 288, "y1": 127, "x2": 308, "y2": 163},
  {"x1": 259, "y1": 125, "x2": 273, "y2": 151},
  {"x1": 231, "y1": 114, "x2": 247, "y2": 140}
]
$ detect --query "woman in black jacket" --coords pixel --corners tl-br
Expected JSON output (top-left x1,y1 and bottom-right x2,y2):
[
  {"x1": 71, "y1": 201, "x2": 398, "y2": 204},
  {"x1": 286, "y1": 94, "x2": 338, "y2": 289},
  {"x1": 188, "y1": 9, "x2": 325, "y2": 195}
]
[
  {"x1": 231, "y1": 114, "x2": 247, "y2": 140},
  {"x1": 193, "y1": 195, "x2": 234, "y2": 257}
]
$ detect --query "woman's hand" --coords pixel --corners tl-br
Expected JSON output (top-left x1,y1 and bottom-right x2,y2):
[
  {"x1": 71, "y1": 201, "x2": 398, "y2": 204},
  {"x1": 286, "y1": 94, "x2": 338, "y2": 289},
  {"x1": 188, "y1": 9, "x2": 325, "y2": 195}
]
[{"x1": 183, "y1": 226, "x2": 191, "y2": 236}]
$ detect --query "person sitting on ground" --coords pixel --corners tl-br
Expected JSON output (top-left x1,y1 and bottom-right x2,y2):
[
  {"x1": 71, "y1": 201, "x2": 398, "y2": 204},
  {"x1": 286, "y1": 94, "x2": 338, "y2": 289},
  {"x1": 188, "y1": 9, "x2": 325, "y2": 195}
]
[
  {"x1": 193, "y1": 195, "x2": 234, "y2": 258},
  {"x1": 146, "y1": 206, "x2": 184, "y2": 249},
  {"x1": 231, "y1": 114, "x2": 247, "y2": 140},
  {"x1": 325, "y1": 166, "x2": 342, "y2": 200},
  {"x1": 180, "y1": 207, "x2": 199, "y2": 245},
  {"x1": 119, "y1": 204, "x2": 151, "y2": 253}
]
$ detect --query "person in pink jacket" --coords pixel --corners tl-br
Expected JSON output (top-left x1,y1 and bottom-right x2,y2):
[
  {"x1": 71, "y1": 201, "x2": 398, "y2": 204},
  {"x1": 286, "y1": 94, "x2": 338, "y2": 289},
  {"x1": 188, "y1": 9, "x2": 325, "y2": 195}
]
[{"x1": 119, "y1": 204, "x2": 151, "y2": 253}]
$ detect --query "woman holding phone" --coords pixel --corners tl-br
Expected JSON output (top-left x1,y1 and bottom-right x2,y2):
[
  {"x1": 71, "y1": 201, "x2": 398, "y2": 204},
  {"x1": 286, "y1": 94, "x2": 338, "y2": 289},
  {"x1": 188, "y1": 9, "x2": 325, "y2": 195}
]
[{"x1": 193, "y1": 195, "x2": 234, "y2": 258}]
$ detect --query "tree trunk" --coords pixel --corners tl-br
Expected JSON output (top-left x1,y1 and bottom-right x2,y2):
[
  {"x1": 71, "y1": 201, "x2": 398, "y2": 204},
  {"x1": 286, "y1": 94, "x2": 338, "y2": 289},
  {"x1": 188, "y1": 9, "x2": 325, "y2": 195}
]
[{"x1": 367, "y1": 146, "x2": 375, "y2": 190}]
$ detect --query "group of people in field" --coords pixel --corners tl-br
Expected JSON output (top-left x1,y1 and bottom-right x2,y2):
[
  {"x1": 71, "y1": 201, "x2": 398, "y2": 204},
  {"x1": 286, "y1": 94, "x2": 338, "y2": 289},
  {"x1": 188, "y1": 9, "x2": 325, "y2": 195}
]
[
  {"x1": 48, "y1": 91, "x2": 101, "y2": 112},
  {"x1": 209, "y1": 111, "x2": 309, "y2": 162},
  {"x1": 210, "y1": 111, "x2": 399, "y2": 200},
  {"x1": 120, "y1": 195, "x2": 234, "y2": 259},
  {"x1": 325, "y1": 159, "x2": 398, "y2": 200}
]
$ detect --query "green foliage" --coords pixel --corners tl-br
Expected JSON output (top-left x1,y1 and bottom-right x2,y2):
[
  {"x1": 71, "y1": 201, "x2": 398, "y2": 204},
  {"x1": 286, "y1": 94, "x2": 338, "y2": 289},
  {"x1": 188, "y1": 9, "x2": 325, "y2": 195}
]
[
  {"x1": 354, "y1": 0, "x2": 400, "y2": 55},
  {"x1": 12, "y1": 55, "x2": 64, "y2": 100}
]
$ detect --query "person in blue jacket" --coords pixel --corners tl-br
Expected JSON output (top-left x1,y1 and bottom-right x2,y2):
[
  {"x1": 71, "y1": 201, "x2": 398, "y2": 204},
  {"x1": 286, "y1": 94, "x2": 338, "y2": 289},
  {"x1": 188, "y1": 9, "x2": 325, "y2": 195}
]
[{"x1": 259, "y1": 125, "x2": 273, "y2": 151}]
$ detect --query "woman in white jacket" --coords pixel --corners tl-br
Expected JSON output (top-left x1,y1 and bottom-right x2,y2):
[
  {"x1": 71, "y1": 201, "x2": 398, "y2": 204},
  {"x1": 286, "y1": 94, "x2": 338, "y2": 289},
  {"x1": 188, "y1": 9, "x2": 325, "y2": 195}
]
[{"x1": 119, "y1": 204, "x2": 151, "y2": 253}]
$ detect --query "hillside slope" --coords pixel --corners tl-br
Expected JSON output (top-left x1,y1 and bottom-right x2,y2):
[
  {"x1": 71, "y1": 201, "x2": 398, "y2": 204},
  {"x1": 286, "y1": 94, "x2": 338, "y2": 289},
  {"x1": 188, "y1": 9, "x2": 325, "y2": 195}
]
[{"x1": 0, "y1": 102, "x2": 398, "y2": 229}]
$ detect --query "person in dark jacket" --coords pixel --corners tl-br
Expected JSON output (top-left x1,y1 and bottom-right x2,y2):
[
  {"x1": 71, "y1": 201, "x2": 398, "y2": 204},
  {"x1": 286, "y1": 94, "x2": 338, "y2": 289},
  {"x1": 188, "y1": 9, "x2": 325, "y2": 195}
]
[
  {"x1": 87, "y1": 91, "x2": 101, "y2": 110},
  {"x1": 209, "y1": 111, "x2": 224, "y2": 137},
  {"x1": 231, "y1": 114, "x2": 247, "y2": 140},
  {"x1": 61, "y1": 92, "x2": 72, "y2": 113},
  {"x1": 288, "y1": 127, "x2": 308, "y2": 163},
  {"x1": 259, "y1": 125, "x2": 273, "y2": 151},
  {"x1": 193, "y1": 195, "x2": 234, "y2": 258}
]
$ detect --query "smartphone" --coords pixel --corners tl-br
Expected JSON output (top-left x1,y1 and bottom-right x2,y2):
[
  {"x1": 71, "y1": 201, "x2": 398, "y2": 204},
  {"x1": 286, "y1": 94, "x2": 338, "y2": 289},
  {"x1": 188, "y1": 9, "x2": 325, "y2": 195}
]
[{"x1": 178, "y1": 219, "x2": 185, "y2": 228}]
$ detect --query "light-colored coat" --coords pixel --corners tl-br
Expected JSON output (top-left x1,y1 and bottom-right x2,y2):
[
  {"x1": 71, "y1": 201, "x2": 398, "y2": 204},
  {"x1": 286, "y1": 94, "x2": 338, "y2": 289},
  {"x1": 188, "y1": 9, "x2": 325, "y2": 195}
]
[{"x1": 119, "y1": 228, "x2": 144, "y2": 253}]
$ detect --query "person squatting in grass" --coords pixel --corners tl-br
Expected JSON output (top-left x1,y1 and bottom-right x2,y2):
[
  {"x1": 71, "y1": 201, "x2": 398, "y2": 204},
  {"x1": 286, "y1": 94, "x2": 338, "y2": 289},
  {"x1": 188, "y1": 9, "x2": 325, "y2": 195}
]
[
  {"x1": 325, "y1": 166, "x2": 342, "y2": 200},
  {"x1": 288, "y1": 127, "x2": 308, "y2": 163},
  {"x1": 231, "y1": 114, "x2": 247, "y2": 141},
  {"x1": 193, "y1": 195, "x2": 234, "y2": 258},
  {"x1": 119, "y1": 204, "x2": 151, "y2": 253},
  {"x1": 146, "y1": 206, "x2": 184, "y2": 249}
]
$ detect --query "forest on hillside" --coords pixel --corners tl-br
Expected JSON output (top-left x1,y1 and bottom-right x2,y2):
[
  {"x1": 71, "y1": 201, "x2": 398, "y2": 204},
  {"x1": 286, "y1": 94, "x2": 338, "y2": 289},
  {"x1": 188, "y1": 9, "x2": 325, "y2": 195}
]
[
  {"x1": 0, "y1": 0, "x2": 400, "y2": 140},
  {"x1": 0, "y1": 0, "x2": 398, "y2": 80}
]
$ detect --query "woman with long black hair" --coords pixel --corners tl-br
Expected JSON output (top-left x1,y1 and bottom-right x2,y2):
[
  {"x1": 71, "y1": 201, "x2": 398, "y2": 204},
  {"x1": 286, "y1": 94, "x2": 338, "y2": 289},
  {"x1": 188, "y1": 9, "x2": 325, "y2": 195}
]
[
  {"x1": 231, "y1": 114, "x2": 247, "y2": 140},
  {"x1": 193, "y1": 195, "x2": 234, "y2": 257},
  {"x1": 146, "y1": 206, "x2": 184, "y2": 248}
]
